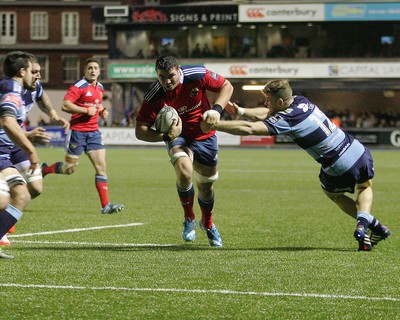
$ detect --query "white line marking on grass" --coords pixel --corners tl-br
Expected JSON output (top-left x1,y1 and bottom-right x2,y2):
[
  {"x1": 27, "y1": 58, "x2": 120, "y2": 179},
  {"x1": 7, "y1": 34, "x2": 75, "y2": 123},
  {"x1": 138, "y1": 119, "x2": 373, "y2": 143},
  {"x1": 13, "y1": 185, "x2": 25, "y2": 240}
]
[
  {"x1": 1, "y1": 284, "x2": 399, "y2": 302},
  {"x1": 9, "y1": 223, "x2": 144, "y2": 238},
  {"x1": 223, "y1": 169, "x2": 316, "y2": 173},
  {"x1": 11, "y1": 240, "x2": 175, "y2": 247}
]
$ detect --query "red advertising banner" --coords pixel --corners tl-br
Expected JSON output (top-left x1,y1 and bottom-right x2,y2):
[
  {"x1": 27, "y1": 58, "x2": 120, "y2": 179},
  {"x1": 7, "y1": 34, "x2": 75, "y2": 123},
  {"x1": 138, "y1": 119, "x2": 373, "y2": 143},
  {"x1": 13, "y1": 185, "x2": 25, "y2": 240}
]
[{"x1": 240, "y1": 136, "x2": 275, "y2": 146}]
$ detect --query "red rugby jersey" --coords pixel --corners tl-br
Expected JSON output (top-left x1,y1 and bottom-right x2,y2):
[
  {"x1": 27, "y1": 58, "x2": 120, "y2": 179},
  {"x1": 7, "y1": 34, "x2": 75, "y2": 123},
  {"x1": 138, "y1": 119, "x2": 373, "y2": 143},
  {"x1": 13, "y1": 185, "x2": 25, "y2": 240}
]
[
  {"x1": 64, "y1": 78, "x2": 104, "y2": 131},
  {"x1": 137, "y1": 66, "x2": 226, "y2": 140}
]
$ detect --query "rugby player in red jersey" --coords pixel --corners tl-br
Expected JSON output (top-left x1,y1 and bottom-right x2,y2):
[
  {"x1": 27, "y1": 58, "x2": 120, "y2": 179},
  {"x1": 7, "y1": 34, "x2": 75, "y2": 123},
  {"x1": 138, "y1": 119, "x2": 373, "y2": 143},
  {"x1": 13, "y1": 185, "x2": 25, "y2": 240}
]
[
  {"x1": 136, "y1": 54, "x2": 233, "y2": 247},
  {"x1": 42, "y1": 58, "x2": 124, "y2": 214}
]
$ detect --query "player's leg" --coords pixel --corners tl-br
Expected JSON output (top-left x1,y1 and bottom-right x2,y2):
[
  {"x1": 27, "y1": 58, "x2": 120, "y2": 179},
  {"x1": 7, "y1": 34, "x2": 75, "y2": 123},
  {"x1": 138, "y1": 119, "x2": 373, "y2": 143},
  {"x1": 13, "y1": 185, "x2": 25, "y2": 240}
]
[
  {"x1": 0, "y1": 172, "x2": 11, "y2": 247},
  {"x1": 11, "y1": 147, "x2": 43, "y2": 199},
  {"x1": 86, "y1": 131, "x2": 123, "y2": 214},
  {"x1": 15, "y1": 161, "x2": 43, "y2": 199},
  {"x1": 42, "y1": 130, "x2": 80, "y2": 177},
  {"x1": 322, "y1": 190, "x2": 357, "y2": 219},
  {"x1": 169, "y1": 141, "x2": 196, "y2": 241},
  {"x1": 355, "y1": 179, "x2": 390, "y2": 247},
  {"x1": 353, "y1": 149, "x2": 390, "y2": 248},
  {"x1": 0, "y1": 167, "x2": 30, "y2": 257},
  {"x1": 42, "y1": 155, "x2": 79, "y2": 177},
  {"x1": 191, "y1": 136, "x2": 222, "y2": 247}
]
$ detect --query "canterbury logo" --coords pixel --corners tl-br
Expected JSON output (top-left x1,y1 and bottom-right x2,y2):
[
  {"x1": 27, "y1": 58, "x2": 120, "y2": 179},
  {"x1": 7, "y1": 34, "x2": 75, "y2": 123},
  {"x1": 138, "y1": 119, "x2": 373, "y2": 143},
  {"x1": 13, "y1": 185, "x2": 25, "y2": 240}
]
[
  {"x1": 229, "y1": 66, "x2": 248, "y2": 75},
  {"x1": 247, "y1": 8, "x2": 265, "y2": 18}
]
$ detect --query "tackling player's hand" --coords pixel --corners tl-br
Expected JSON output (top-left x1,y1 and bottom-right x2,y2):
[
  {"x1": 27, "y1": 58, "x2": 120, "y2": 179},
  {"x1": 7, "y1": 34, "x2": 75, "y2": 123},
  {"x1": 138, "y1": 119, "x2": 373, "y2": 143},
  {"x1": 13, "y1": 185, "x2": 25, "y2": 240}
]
[
  {"x1": 200, "y1": 119, "x2": 215, "y2": 133},
  {"x1": 27, "y1": 127, "x2": 52, "y2": 145},
  {"x1": 224, "y1": 101, "x2": 239, "y2": 115}
]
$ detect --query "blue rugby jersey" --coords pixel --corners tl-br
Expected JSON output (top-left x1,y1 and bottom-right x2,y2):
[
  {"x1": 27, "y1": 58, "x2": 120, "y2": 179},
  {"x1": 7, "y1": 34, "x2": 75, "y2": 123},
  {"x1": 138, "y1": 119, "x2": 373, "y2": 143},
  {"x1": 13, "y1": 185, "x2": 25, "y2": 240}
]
[
  {"x1": 263, "y1": 95, "x2": 365, "y2": 176},
  {"x1": 0, "y1": 78, "x2": 28, "y2": 148},
  {"x1": 23, "y1": 82, "x2": 43, "y2": 115}
]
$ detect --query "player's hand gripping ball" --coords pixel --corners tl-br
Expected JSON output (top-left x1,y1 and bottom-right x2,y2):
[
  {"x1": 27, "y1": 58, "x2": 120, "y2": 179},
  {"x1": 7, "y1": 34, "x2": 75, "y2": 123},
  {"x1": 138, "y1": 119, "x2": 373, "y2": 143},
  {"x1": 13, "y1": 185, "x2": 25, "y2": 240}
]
[{"x1": 155, "y1": 106, "x2": 180, "y2": 133}]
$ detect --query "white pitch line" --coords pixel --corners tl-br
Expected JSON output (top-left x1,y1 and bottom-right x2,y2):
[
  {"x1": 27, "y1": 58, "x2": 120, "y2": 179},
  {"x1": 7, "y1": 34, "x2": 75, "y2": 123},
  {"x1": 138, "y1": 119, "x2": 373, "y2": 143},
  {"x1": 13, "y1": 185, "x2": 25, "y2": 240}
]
[
  {"x1": 1, "y1": 283, "x2": 399, "y2": 302},
  {"x1": 8, "y1": 223, "x2": 144, "y2": 238},
  {"x1": 11, "y1": 240, "x2": 175, "y2": 247}
]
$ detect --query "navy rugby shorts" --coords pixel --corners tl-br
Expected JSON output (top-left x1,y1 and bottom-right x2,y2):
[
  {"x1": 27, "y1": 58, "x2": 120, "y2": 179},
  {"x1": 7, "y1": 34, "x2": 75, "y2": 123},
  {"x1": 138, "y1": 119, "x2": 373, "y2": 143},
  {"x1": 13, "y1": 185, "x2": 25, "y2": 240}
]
[
  {"x1": 168, "y1": 134, "x2": 218, "y2": 167},
  {"x1": 319, "y1": 148, "x2": 374, "y2": 194},
  {"x1": 65, "y1": 130, "x2": 104, "y2": 156}
]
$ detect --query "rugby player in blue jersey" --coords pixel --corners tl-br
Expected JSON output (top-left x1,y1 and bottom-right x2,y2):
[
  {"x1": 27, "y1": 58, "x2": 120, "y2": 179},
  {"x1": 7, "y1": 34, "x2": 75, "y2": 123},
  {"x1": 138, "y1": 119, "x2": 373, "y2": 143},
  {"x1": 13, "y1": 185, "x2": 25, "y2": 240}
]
[
  {"x1": 0, "y1": 60, "x2": 69, "y2": 246},
  {"x1": 202, "y1": 79, "x2": 390, "y2": 251},
  {"x1": 0, "y1": 51, "x2": 41, "y2": 258}
]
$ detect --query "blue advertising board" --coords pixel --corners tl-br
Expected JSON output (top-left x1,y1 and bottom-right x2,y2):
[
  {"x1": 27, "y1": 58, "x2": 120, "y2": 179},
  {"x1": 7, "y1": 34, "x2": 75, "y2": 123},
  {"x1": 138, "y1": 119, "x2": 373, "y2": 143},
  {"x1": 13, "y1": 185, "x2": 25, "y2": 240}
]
[
  {"x1": 326, "y1": 3, "x2": 400, "y2": 21},
  {"x1": 28, "y1": 126, "x2": 66, "y2": 147}
]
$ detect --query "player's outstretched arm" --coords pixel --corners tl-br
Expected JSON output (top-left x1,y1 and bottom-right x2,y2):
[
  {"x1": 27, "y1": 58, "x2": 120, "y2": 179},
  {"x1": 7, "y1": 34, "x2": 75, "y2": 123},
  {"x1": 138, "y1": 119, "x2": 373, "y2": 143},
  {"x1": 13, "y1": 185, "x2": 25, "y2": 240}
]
[
  {"x1": 216, "y1": 120, "x2": 270, "y2": 136},
  {"x1": 225, "y1": 101, "x2": 269, "y2": 121},
  {"x1": 38, "y1": 92, "x2": 70, "y2": 131},
  {"x1": 201, "y1": 118, "x2": 270, "y2": 136}
]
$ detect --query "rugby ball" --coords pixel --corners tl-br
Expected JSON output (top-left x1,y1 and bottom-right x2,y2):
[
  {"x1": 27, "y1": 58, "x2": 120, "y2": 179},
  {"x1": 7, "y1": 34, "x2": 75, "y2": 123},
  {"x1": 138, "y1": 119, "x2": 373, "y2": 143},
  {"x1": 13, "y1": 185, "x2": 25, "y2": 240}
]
[{"x1": 155, "y1": 106, "x2": 179, "y2": 133}]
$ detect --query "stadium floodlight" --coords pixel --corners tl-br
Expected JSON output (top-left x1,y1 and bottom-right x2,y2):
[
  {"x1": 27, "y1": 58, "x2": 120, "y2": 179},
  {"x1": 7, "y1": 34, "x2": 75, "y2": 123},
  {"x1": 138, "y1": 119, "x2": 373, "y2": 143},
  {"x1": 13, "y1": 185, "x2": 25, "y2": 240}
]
[{"x1": 242, "y1": 85, "x2": 264, "y2": 91}]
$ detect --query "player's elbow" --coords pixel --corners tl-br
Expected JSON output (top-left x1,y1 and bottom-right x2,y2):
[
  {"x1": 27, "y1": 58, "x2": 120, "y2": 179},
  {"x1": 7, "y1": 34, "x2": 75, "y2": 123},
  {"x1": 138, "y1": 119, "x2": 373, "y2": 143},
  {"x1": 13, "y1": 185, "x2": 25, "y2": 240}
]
[
  {"x1": 135, "y1": 125, "x2": 148, "y2": 141},
  {"x1": 61, "y1": 101, "x2": 71, "y2": 113}
]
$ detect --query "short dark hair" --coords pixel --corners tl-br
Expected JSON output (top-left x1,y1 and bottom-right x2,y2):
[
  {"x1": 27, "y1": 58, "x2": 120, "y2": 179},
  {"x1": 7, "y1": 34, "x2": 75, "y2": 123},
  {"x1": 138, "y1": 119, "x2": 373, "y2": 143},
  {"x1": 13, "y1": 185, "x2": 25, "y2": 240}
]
[
  {"x1": 262, "y1": 79, "x2": 293, "y2": 102},
  {"x1": 85, "y1": 57, "x2": 100, "y2": 67},
  {"x1": 3, "y1": 51, "x2": 36, "y2": 77},
  {"x1": 155, "y1": 54, "x2": 179, "y2": 71}
]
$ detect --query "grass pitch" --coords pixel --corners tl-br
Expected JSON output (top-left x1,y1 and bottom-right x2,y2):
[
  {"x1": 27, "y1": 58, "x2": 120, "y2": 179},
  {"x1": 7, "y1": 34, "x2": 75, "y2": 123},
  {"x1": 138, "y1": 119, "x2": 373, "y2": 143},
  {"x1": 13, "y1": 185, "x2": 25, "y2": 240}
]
[{"x1": 1, "y1": 147, "x2": 399, "y2": 319}]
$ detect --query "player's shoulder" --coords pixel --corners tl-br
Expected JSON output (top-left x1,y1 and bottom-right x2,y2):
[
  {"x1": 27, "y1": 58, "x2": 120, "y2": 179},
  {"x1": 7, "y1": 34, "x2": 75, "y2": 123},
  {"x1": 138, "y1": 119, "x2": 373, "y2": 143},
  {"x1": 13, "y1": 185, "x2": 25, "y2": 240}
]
[
  {"x1": 181, "y1": 65, "x2": 206, "y2": 83},
  {"x1": 0, "y1": 78, "x2": 22, "y2": 95},
  {"x1": 97, "y1": 81, "x2": 104, "y2": 91},
  {"x1": 143, "y1": 81, "x2": 164, "y2": 103},
  {"x1": 72, "y1": 78, "x2": 89, "y2": 89}
]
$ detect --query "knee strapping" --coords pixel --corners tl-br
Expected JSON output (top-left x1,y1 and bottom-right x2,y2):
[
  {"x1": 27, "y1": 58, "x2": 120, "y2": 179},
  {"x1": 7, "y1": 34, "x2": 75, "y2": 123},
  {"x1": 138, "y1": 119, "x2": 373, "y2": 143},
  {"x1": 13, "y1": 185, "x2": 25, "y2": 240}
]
[
  {"x1": 0, "y1": 179, "x2": 10, "y2": 197},
  {"x1": 193, "y1": 171, "x2": 219, "y2": 183},
  {"x1": 170, "y1": 152, "x2": 191, "y2": 165},
  {"x1": 64, "y1": 155, "x2": 79, "y2": 174},
  {"x1": 5, "y1": 174, "x2": 26, "y2": 188},
  {"x1": 22, "y1": 167, "x2": 42, "y2": 184}
]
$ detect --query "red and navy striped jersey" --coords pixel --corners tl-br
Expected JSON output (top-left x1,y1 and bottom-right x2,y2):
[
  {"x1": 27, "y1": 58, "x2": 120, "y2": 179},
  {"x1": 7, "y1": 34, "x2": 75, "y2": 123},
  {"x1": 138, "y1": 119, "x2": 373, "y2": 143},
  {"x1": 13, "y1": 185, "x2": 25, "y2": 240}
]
[
  {"x1": 64, "y1": 78, "x2": 104, "y2": 131},
  {"x1": 137, "y1": 66, "x2": 226, "y2": 140}
]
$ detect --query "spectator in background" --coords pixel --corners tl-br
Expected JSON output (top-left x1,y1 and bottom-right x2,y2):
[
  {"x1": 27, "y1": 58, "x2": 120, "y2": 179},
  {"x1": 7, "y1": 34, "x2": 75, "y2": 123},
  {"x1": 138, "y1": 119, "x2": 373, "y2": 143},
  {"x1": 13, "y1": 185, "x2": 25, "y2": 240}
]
[
  {"x1": 136, "y1": 49, "x2": 145, "y2": 59},
  {"x1": 191, "y1": 43, "x2": 201, "y2": 58}
]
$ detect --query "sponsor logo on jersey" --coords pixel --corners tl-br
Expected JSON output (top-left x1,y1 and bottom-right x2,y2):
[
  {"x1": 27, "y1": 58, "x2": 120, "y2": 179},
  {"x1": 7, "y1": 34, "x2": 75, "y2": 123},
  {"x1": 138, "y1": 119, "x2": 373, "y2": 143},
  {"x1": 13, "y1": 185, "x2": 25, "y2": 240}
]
[
  {"x1": 1, "y1": 94, "x2": 22, "y2": 108},
  {"x1": 85, "y1": 91, "x2": 92, "y2": 97},
  {"x1": 210, "y1": 71, "x2": 219, "y2": 80},
  {"x1": 178, "y1": 106, "x2": 187, "y2": 113},
  {"x1": 190, "y1": 88, "x2": 199, "y2": 97},
  {"x1": 178, "y1": 101, "x2": 201, "y2": 115},
  {"x1": 268, "y1": 116, "x2": 278, "y2": 124}
]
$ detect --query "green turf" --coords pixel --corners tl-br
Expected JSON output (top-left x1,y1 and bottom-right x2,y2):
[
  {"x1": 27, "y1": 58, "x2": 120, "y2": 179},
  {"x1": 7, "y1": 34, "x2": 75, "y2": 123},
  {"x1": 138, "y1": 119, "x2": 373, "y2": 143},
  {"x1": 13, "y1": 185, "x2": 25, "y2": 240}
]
[{"x1": 1, "y1": 147, "x2": 399, "y2": 319}]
